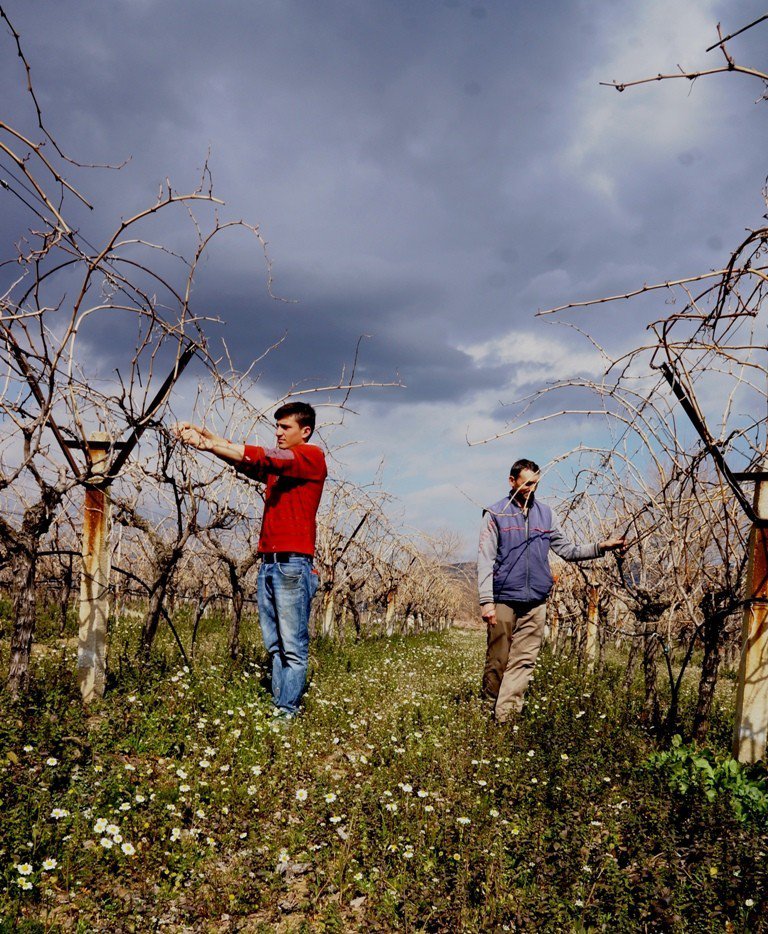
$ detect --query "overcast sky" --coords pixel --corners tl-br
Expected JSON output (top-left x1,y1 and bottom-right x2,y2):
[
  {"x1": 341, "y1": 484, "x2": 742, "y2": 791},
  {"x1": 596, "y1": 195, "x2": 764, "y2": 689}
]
[{"x1": 2, "y1": 0, "x2": 766, "y2": 556}]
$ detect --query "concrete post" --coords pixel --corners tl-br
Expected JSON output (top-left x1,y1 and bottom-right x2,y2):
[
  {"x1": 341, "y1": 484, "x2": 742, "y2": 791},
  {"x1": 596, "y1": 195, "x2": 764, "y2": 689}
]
[
  {"x1": 322, "y1": 592, "x2": 334, "y2": 638},
  {"x1": 585, "y1": 584, "x2": 599, "y2": 672},
  {"x1": 733, "y1": 466, "x2": 768, "y2": 762},
  {"x1": 77, "y1": 433, "x2": 112, "y2": 702},
  {"x1": 385, "y1": 590, "x2": 396, "y2": 633},
  {"x1": 549, "y1": 599, "x2": 559, "y2": 647}
]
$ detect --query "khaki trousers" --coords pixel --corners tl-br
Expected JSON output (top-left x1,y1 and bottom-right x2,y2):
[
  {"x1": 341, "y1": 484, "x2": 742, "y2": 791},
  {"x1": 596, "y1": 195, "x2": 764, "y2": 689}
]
[{"x1": 483, "y1": 601, "x2": 547, "y2": 722}]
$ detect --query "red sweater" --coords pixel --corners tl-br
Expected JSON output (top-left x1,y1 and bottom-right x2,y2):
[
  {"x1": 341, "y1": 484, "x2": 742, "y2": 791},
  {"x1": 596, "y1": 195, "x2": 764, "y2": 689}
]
[{"x1": 239, "y1": 443, "x2": 327, "y2": 556}]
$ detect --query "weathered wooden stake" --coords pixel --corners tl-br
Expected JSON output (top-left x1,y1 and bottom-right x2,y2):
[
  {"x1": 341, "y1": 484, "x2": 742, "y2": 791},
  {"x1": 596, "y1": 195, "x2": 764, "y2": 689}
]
[
  {"x1": 77, "y1": 433, "x2": 112, "y2": 702},
  {"x1": 732, "y1": 464, "x2": 768, "y2": 763},
  {"x1": 585, "y1": 584, "x2": 599, "y2": 671}
]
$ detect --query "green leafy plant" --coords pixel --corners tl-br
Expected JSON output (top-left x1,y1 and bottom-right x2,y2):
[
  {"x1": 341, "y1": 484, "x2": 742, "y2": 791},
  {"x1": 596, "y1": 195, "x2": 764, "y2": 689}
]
[{"x1": 650, "y1": 734, "x2": 768, "y2": 823}]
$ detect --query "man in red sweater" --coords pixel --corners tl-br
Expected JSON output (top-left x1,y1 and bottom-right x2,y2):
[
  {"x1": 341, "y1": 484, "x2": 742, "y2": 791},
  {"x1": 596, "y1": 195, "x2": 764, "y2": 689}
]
[{"x1": 173, "y1": 402, "x2": 327, "y2": 717}]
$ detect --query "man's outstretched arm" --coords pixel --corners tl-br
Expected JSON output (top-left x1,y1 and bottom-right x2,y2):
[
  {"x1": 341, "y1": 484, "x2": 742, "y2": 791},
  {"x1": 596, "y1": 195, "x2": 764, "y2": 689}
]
[
  {"x1": 172, "y1": 422, "x2": 245, "y2": 465},
  {"x1": 549, "y1": 517, "x2": 626, "y2": 561}
]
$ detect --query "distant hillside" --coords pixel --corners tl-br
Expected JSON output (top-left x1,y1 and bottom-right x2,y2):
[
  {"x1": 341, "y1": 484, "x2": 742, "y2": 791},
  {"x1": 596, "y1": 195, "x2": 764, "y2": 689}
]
[
  {"x1": 444, "y1": 562, "x2": 478, "y2": 619},
  {"x1": 443, "y1": 561, "x2": 476, "y2": 583}
]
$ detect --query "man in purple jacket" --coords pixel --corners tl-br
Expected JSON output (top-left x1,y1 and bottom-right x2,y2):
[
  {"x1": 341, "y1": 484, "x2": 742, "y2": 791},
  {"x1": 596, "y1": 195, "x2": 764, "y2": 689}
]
[{"x1": 478, "y1": 459, "x2": 625, "y2": 723}]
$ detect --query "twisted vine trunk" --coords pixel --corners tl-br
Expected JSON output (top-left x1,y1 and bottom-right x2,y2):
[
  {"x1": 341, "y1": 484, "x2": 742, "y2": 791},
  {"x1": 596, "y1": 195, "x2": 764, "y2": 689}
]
[
  {"x1": 642, "y1": 621, "x2": 661, "y2": 726},
  {"x1": 8, "y1": 548, "x2": 39, "y2": 696},
  {"x1": 6, "y1": 486, "x2": 62, "y2": 696},
  {"x1": 226, "y1": 553, "x2": 258, "y2": 658},
  {"x1": 347, "y1": 598, "x2": 362, "y2": 640},
  {"x1": 137, "y1": 529, "x2": 194, "y2": 660},
  {"x1": 191, "y1": 592, "x2": 213, "y2": 658},
  {"x1": 141, "y1": 576, "x2": 172, "y2": 658},
  {"x1": 692, "y1": 612, "x2": 727, "y2": 741},
  {"x1": 228, "y1": 572, "x2": 245, "y2": 660}
]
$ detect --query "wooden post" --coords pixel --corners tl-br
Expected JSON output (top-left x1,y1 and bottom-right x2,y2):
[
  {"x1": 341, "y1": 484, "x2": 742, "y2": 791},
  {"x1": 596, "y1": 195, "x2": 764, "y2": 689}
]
[
  {"x1": 732, "y1": 465, "x2": 768, "y2": 763},
  {"x1": 77, "y1": 433, "x2": 112, "y2": 702},
  {"x1": 585, "y1": 584, "x2": 599, "y2": 672}
]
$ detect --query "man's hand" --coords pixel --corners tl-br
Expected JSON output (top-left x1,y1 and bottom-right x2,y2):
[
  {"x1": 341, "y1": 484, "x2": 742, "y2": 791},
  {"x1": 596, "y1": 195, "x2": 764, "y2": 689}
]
[
  {"x1": 599, "y1": 537, "x2": 627, "y2": 555},
  {"x1": 172, "y1": 421, "x2": 219, "y2": 451},
  {"x1": 171, "y1": 422, "x2": 245, "y2": 465},
  {"x1": 481, "y1": 603, "x2": 496, "y2": 625}
]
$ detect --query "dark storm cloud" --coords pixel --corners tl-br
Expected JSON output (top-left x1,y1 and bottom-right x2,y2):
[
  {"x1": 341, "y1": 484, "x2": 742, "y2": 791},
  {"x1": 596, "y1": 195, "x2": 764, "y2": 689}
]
[
  {"x1": 181, "y1": 269, "x2": 507, "y2": 403},
  {"x1": 0, "y1": 0, "x2": 597, "y2": 376},
  {"x1": 3, "y1": 0, "x2": 768, "y2": 550}
]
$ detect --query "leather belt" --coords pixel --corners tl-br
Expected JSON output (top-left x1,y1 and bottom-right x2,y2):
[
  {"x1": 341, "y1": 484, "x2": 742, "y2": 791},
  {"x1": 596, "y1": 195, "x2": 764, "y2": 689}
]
[{"x1": 260, "y1": 552, "x2": 313, "y2": 563}]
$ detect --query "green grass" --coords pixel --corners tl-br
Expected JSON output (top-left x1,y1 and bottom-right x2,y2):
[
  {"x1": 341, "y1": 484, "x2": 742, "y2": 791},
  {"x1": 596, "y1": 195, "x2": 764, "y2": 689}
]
[{"x1": 0, "y1": 622, "x2": 766, "y2": 931}]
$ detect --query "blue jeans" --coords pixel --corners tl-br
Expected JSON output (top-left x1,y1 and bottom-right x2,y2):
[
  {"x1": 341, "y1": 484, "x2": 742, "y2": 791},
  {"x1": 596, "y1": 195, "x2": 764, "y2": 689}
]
[{"x1": 257, "y1": 557, "x2": 318, "y2": 714}]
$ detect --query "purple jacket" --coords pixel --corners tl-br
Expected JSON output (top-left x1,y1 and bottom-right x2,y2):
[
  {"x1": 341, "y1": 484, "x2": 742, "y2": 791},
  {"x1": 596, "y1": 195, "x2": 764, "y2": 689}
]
[{"x1": 477, "y1": 494, "x2": 602, "y2": 605}]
